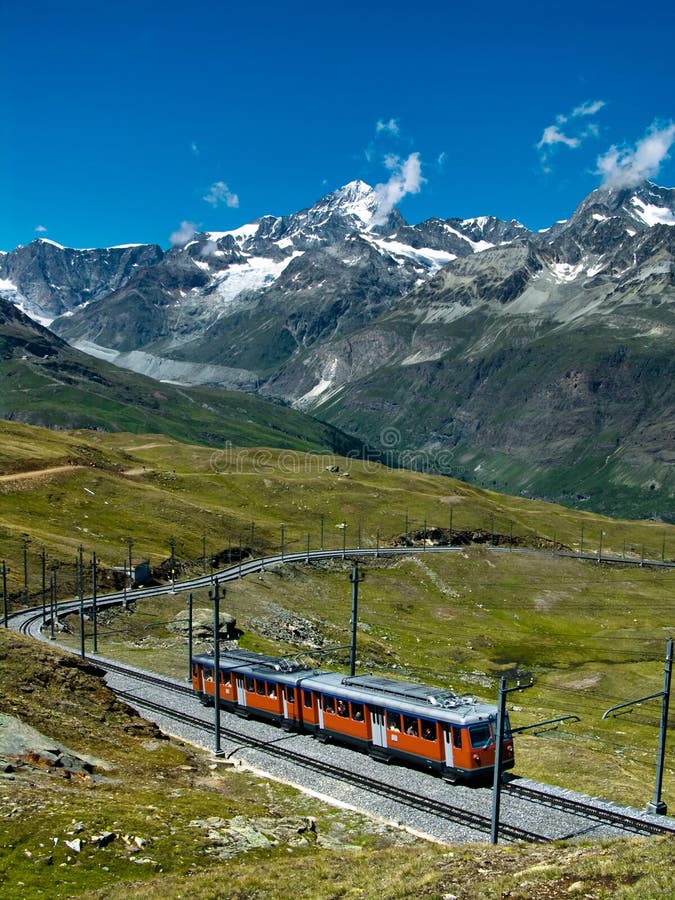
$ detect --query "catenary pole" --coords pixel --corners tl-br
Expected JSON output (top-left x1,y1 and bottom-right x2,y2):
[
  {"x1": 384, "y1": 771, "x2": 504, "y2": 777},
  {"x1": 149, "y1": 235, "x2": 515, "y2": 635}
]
[{"x1": 349, "y1": 562, "x2": 365, "y2": 677}]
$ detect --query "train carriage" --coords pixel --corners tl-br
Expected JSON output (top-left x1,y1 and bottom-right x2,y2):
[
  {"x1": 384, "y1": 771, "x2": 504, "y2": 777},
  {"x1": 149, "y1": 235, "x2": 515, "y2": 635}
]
[
  {"x1": 191, "y1": 650, "x2": 326, "y2": 729},
  {"x1": 301, "y1": 672, "x2": 513, "y2": 782},
  {"x1": 191, "y1": 649, "x2": 514, "y2": 783}
]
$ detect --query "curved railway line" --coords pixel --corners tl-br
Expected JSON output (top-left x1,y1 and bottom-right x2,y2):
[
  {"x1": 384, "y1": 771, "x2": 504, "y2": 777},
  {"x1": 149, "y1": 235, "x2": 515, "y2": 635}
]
[{"x1": 6, "y1": 544, "x2": 675, "y2": 844}]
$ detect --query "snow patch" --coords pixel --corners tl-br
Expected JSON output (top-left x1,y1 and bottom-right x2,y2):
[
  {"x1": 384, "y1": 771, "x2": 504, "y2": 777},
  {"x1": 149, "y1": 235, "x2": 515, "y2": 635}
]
[
  {"x1": 401, "y1": 349, "x2": 445, "y2": 366},
  {"x1": 296, "y1": 358, "x2": 343, "y2": 408},
  {"x1": 630, "y1": 197, "x2": 675, "y2": 227},
  {"x1": 211, "y1": 252, "x2": 304, "y2": 308},
  {"x1": 361, "y1": 234, "x2": 456, "y2": 272},
  {"x1": 35, "y1": 238, "x2": 66, "y2": 250},
  {"x1": 550, "y1": 262, "x2": 584, "y2": 283},
  {"x1": 441, "y1": 223, "x2": 494, "y2": 253},
  {"x1": 206, "y1": 222, "x2": 261, "y2": 243}
]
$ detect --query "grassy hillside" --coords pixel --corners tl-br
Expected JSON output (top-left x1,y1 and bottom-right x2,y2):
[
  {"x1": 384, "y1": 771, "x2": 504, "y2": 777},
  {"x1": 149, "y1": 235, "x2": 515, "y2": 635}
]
[
  {"x1": 2, "y1": 424, "x2": 675, "y2": 895},
  {"x1": 0, "y1": 298, "x2": 361, "y2": 455},
  {"x1": 312, "y1": 322, "x2": 675, "y2": 521},
  {"x1": 2, "y1": 621, "x2": 675, "y2": 898},
  {"x1": 2, "y1": 423, "x2": 674, "y2": 808},
  {"x1": 1, "y1": 419, "x2": 674, "y2": 600}
]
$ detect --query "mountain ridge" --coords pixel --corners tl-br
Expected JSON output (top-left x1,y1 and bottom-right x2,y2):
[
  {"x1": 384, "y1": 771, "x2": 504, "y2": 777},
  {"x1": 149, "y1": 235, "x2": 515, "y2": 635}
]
[{"x1": 2, "y1": 179, "x2": 674, "y2": 517}]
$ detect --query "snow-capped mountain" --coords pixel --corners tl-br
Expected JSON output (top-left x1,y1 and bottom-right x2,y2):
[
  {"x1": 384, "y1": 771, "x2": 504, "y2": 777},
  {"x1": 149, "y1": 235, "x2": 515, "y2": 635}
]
[
  {"x1": 0, "y1": 181, "x2": 522, "y2": 387},
  {"x1": 2, "y1": 178, "x2": 674, "y2": 518}
]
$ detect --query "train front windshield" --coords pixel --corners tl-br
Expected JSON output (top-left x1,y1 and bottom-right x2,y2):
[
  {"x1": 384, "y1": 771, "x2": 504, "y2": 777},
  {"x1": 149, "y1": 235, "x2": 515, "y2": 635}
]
[{"x1": 468, "y1": 723, "x2": 492, "y2": 748}]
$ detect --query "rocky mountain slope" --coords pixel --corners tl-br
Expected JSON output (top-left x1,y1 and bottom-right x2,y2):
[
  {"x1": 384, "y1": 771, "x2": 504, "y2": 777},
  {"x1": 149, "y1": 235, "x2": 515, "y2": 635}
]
[
  {"x1": 0, "y1": 297, "x2": 362, "y2": 455},
  {"x1": 2, "y1": 180, "x2": 674, "y2": 518}
]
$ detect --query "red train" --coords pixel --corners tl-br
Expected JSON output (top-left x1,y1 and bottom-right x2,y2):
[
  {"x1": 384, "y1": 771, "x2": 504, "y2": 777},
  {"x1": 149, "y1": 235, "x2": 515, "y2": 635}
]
[{"x1": 191, "y1": 649, "x2": 514, "y2": 783}]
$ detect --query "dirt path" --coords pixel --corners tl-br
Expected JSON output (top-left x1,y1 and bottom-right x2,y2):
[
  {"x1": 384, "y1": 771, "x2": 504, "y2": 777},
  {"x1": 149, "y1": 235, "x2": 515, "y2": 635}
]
[{"x1": 0, "y1": 465, "x2": 83, "y2": 483}]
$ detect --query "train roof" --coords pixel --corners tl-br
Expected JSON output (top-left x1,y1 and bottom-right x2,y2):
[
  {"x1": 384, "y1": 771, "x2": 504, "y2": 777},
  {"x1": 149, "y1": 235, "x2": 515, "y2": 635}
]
[
  {"x1": 192, "y1": 649, "x2": 325, "y2": 684},
  {"x1": 193, "y1": 649, "x2": 313, "y2": 673},
  {"x1": 301, "y1": 672, "x2": 497, "y2": 724}
]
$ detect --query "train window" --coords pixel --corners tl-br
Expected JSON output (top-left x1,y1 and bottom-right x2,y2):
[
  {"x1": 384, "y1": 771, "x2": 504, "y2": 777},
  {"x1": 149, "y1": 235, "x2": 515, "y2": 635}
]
[
  {"x1": 452, "y1": 726, "x2": 463, "y2": 748},
  {"x1": 324, "y1": 696, "x2": 335, "y2": 713},
  {"x1": 219, "y1": 671, "x2": 226, "y2": 683},
  {"x1": 267, "y1": 683, "x2": 277, "y2": 698},
  {"x1": 191, "y1": 664, "x2": 199, "y2": 677},
  {"x1": 421, "y1": 721, "x2": 436, "y2": 741},
  {"x1": 205, "y1": 669, "x2": 214, "y2": 682},
  {"x1": 336, "y1": 699, "x2": 349, "y2": 717},
  {"x1": 387, "y1": 712, "x2": 401, "y2": 731},
  {"x1": 256, "y1": 680, "x2": 266, "y2": 696},
  {"x1": 303, "y1": 690, "x2": 312, "y2": 708},
  {"x1": 287, "y1": 687, "x2": 295, "y2": 703},
  {"x1": 469, "y1": 723, "x2": 493, "y2": 748},
  {"x1": 351, "y1": 703, "x2": 364, "y2": 722},
  {"x1": 403, "y1": 716, "x2": 419, "y2": 737},
  {"x1": 246, "y1": 676, "x2": 254, "y2": 692}
]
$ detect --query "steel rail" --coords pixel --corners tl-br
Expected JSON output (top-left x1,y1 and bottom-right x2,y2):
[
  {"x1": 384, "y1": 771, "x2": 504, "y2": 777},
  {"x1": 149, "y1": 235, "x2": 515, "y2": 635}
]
[{"x1": 113, "y1": 685, "x2": 545, "y2": 844}]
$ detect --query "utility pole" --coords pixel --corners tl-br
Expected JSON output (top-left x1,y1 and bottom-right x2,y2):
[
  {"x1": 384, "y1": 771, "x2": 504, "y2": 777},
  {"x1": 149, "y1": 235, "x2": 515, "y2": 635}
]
[
  {"x1": 41, "y1": 548, "x2": 47, "y2": 625},
  {"x1": 211, "y1": 579, "x2": 224, "y2": 756},
  {"x1": 23, "y1": 539, "x2": 29, "y2": 603},
  {"x1": 280, "y1": 524, "x2": 285, "y2": 561},
  {"x1": 2, "y1": 561, "x2": 7, "y2": 628},
  {"x1": 320, "y1": 514, "x2": 324, "y2": 551},
  {"x1": 91, "y1": 553, "x2": 98, "y2": 655},
  {"x1": 603, "y1": 639, "x2": 673, "y2": 815},
  {"x1": 349, "y1": 562, "x2": 365, "y2": 677},
  {"x1": 187, "y1": 592, "x2": 193, "y2": 682},
  {"x1": 77, "y1": 554, "x2": 85, "y2": 659},
  {"x1": 491, "y1": 675, "x2": 534, "y2": 844},
  {"x1": 49, "y1": 571, "x2": 56, "y2": 640}
]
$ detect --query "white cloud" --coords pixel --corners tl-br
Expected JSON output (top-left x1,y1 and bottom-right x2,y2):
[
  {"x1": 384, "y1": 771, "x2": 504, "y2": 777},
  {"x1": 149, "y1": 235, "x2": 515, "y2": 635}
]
[
  {"x1": 597, "y1": 122, "x2": 675, "y2": 190},
  {"x1": 169, "y1": 221, "x2": 197, "y2": 247},
  {"x1": 34, "y1": 224, "x2": 48, "y2": 233},
  {"x1": 537, "y1": 125, "x2": 581, "y2": 150},
  {"x1": 203, "y1": 181, "x2": 239, "y2": 208},
  {"x1": 572, "y1": 99, "x2": 606, "y2": 118},
  {"x1": 537, "y1": 99, "x2": 606, "y2": 171},
  {"x1": 200, "y1": 240, "x2": 219, "y2": 257},
  {"x1": 376, "y1": 117, "x2": 400, "y2": 135},
  {"x1": 190, "y1": 141, "x2": 200, "y2": 156},
  {"x1": 371, "y1": 152, "x2": 424, "y2": 226}
]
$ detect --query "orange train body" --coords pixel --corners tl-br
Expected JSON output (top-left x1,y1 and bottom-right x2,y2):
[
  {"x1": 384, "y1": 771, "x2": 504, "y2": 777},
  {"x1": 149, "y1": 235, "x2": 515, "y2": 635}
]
[{"x1": 191, "y1": 649, "x2": 513, "y2": 783}]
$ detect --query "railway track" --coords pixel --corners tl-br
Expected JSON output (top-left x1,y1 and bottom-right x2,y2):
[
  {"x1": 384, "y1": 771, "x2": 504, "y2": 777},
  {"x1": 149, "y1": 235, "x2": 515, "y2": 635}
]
[
  {"x1": 6, "y1": 546, "x2": 675, "y2": 845},
  {"x1": 111, "y1": 683, "x2": 546, "y2": 844},
  {"x1": 96, "y1": 655, "x2": 675, "y2": 844},
  {"x1": 502, "y1": 780, "x2": 675, "y2": 839}
]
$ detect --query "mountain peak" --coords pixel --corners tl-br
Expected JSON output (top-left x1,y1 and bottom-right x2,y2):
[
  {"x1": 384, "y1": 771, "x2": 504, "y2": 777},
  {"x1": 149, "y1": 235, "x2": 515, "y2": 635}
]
[{"x1": 315, "y1": 180, "x2": 378, "y2": 225}]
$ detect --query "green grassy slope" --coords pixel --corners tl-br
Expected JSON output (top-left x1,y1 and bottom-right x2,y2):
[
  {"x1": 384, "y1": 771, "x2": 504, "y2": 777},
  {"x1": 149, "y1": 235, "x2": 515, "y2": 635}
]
[
  {"x1": 2, "y1": 599, "x2": 675, "y2": 898},
  {"x1": 0, "y1": 297, "x2": 362, "y2": 456}
]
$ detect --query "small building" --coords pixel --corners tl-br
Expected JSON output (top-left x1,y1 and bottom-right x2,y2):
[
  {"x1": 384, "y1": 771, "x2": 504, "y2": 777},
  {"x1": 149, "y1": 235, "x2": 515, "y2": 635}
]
[{"x1": 112, "y1": 558, "x2": 152, "y2": 587}]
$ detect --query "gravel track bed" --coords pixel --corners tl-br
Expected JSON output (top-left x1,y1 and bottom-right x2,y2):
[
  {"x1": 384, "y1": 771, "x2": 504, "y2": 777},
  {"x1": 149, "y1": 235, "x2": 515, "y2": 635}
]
[{"x1": 103, "y1": 666, "x2": 664, "y2": 846}]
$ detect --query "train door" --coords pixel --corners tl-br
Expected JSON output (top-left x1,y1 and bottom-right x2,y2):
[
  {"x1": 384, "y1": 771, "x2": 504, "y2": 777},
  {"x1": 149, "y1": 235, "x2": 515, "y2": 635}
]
[
  {"x1": 443, "y1": 725, "x2": 454, "y2": 768},
  {"x1": 235, "y1": 675, "x2": 247, "y2": 708},
  {"x1": 370, "y1": 707, "x2": 386, "y2": 748}
]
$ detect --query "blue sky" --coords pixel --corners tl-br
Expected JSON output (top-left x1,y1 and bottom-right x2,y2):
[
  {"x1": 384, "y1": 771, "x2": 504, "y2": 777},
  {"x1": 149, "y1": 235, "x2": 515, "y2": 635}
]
[{"x1": 2, "y1": 0, "x2": 674, "y2": 251}]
